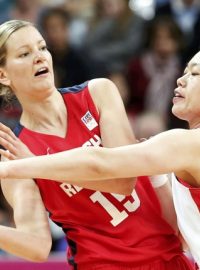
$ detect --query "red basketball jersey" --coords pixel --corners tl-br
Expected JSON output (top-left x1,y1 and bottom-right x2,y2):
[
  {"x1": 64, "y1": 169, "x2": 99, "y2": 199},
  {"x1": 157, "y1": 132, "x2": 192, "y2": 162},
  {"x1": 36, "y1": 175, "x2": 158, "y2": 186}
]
[{"x1": 14, "y1": 82, "x2": 183, "y2": 269}]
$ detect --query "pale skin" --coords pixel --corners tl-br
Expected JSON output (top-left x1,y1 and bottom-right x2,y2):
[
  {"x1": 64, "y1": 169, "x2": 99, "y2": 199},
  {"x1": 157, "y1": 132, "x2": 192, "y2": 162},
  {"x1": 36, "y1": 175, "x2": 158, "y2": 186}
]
[
  {"x1": 0, "y1": 23, "x2": 180, "y2": 261},
  {"x1": 0, "y1": 25, "x2": 136, "y2": 194},
  {"x1": 1, "y1": 52, "x2": 200, "y2": 186},
  {"x1": 0, "y1": 24, "x2": 153, "y2": 261},
  {"x1": 3, "y1": 45, "x2": 200, "y2": 256}
]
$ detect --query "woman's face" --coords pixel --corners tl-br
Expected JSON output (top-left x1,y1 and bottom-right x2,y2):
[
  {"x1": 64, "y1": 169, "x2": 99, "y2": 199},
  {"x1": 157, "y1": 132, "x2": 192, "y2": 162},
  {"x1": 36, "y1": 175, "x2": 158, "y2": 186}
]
[
  {"x1": 43, "y1": 15, "x2": 69, "y2": 50},
  {"x1": 152, "y1": 26, "x2": 178, "y2": 58},
  {"x1": 101, "y1": 0, "x2": 126, "y2": 17},
  {"x1": 1, "y1": 25, "x2": 55, "y2": 101},
  {"x1": 172, "y1": 52, "x2": 200, "y2": 128}
]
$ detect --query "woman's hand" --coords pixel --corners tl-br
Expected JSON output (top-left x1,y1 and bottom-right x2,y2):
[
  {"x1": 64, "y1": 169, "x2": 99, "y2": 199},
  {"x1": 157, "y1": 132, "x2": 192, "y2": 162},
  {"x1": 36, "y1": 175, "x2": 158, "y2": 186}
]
[{"x1": 0, "y1": 123, "x2": 33, "y2": 160}]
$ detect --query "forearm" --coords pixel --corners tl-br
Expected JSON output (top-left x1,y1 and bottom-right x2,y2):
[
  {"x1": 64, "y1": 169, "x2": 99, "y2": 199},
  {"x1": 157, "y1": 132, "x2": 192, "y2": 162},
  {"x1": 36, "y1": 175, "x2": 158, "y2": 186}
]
[
  {"x1": 153, "y1": 181, "x2": 178, "y2": 234},
  {"x1": 2, "y1": 147, "x2": 100, "y2": 181},
  {"x1": 0, "y1": 225, "x2": 51, "y2": 261},
  {"x1": 2, "y1": 129, "x2": 189, "y2": 183},
  {"x1": 1, "y1": 144, "x2": 171, "y2": 183},
  {"x1": 1, "y1": 147, "x2": 135, "y2": 195}
]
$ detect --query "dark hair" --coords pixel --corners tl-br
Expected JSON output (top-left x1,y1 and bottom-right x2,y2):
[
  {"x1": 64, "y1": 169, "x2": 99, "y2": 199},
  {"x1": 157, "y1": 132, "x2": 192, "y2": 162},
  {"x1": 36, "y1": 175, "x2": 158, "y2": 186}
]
[
  {"x1": 39, "y1": 7, "x2": 70, "y2": 32},
  {"x1": 145, "y1": 16, "x2": 184, "y2": 51}
]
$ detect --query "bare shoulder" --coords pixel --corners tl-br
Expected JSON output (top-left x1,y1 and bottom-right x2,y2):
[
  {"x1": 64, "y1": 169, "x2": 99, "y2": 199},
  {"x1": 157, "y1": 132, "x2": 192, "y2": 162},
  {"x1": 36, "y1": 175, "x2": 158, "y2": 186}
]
[
  {"x1": 88, "y1": 78, "x2": 118, "y2": 98},
  {"x1": 88, "y1": 78, "x2": 116, "y2": 91},
  {"x1": 88, "y1": 78, "x2": 121, "y2": 109}
]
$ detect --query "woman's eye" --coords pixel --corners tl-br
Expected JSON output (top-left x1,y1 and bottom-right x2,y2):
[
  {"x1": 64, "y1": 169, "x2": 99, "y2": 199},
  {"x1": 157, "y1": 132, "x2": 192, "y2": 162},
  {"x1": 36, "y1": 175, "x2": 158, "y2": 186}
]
[
  {"x1": 40, "y1": 46, "x2": 47, "y2": 51},
  {"x1": 19, "y1": 52, "x2": 29, "y2": 58},
  {"x1": 191, "y1": 72, "x2": 199, "y2": 76}
]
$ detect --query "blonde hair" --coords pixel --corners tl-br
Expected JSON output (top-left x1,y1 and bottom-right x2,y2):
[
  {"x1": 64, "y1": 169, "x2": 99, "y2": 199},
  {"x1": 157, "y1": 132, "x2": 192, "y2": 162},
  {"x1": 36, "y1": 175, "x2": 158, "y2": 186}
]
[{"x1": 0, "y1": 20, "x2": 32, "y2": 102}]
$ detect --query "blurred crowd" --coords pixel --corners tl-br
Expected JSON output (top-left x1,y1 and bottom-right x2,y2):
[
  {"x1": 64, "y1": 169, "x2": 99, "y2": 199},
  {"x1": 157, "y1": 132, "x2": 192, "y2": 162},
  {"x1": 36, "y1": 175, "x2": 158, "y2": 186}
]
[{"x1": 0, "y1": 0, "x2": 200, "y2": 255}]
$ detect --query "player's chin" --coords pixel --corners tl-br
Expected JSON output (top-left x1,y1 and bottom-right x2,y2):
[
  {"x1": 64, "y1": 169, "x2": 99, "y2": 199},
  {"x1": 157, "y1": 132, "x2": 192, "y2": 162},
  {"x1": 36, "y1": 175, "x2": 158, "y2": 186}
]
[{"x1": 172, "y1": 106, "x2": 186, "y2": 121}]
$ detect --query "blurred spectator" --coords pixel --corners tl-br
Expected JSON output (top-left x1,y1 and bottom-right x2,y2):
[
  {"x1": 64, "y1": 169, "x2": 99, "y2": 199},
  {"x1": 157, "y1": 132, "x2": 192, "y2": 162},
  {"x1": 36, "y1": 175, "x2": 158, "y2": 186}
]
[
  {"x1": 0, "y1": 0, "x2": 43, "y2": 24},
  {"x1": 155, "y1": 0, "x2": 200, "y2": 50},
  {"x1": 81, "y1": 0, "x2": 146, "y2": 77},
  {"x1": 63, "y1": 0, "x2": 96, "y2": 49},
  {"x1": 184, "y1": 6, "x2": 200, "y2": 64},
  {"x1": 126, "y1": 16, "x2": 187, "y2": 129},
  {"x1": 189, "y1": 15, "x2": 200, "y2": 53},
  {"x1": 39, "y1": 7, "x2": 91, "y2": 88},
  {"x1": 108, "y1": 72, "x2": 130, "y2": 107},
  {"x1": 129, "y1": 111, "x2": 167, "y2": 139},
  {"x1": 155, "y1": 0, "x2": 170, "y2": 6},
  {"x1": 0, "y1": 0, "x2": 13, "y2": 15},
  {"x1": 41, "y1": 0, "x2": 96, "y2": 49}
]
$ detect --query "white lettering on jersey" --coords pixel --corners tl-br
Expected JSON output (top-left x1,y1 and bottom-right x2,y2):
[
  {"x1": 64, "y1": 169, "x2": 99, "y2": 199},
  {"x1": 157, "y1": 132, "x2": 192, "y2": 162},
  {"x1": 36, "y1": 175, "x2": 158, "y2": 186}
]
[
  {"x1": 59, "y1": 132, "x2": 140, "y2": 226},
  {"x1": 82, "y1": 135, "x2": 101, "y2": 147},
  {"x1": 90, "y1": 190, "x2": 140, "y2": 226},
  {"x1": 61, "y1": 183, "x2": 140, "y2": 226},
  {"x1": 81, "y1": 111, "x2": 98, "y2": 130},
  {"x1": 112, "y1": 191, "x2": 140, "y2": 212},
  {"x1": 90, "y1": 191, "x2": 128, "y2": 226},
  {"x1": 60, "y1": 183, "x2": 83, "y2": 197}
]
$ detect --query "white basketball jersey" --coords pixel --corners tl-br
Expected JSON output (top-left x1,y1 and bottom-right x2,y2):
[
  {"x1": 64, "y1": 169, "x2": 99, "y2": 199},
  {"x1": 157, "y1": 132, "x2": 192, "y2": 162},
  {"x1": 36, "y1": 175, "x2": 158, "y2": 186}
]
[{"x1": 171, "y1": 173, "x2": 200, "y2": 266}]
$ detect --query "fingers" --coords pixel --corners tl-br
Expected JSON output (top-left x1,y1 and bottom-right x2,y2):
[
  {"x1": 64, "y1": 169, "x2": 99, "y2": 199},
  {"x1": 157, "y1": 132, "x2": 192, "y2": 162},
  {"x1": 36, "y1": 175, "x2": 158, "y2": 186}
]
[
  {"x1": 0, "y1": 149, "x2": 16, "y2": 160},
  {"x1": 0, "y1": 122, "x2": 34, "y2": 159},
  {"x1": 0, "y1": 136, "x2": 18, "y2": 155},
  {"x1": 0, "y1": 123, "x2": 19, "y2": 156},
  {"x1": 0, "y1": 122, "x2": 17, "y2": 141}
]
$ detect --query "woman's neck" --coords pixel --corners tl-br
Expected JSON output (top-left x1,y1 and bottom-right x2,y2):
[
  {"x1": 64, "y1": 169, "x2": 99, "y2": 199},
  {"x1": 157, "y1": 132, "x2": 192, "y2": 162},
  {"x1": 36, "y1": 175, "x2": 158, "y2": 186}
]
[{"x1": 20, "y1": 90, "x2": 67, "y2": 137}]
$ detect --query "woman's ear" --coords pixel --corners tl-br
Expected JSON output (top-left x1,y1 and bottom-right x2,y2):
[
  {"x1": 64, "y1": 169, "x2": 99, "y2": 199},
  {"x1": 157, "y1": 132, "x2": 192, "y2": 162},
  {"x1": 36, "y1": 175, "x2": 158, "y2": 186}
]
[{"x1": 0, "y1": 68, "x2": 10, "y2": 86}]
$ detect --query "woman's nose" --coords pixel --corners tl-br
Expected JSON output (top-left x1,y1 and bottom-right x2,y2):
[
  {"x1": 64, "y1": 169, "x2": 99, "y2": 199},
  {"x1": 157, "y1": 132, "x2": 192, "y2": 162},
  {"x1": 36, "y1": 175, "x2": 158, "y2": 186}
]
[
  {"x1": 177, "y1": 74, "x2": 187, "y2": 87},
  {"x1": 34, "y1": 51, "x2": 45, "y2": 64}
]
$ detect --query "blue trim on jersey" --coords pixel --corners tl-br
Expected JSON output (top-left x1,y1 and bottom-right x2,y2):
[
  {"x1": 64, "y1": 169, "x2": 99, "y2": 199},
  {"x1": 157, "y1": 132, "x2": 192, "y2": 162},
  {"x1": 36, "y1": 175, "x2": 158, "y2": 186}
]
[
  {"x1": 13, "y1": 122, "x2": 23, "y2": 137},
  {"x1": 65, "y1": 232, "x2": 77, "y2": 269},
  {"x1": 12, "y1": 81, "x2": 88, "y2": 137},
  {"x1": 58, "y1": 81, "x2": 88, "y2": 94}
]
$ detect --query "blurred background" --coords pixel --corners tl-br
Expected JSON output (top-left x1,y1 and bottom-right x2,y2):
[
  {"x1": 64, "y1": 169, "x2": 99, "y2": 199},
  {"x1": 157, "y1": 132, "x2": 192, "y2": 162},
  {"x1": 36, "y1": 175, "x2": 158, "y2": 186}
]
[{"x1": 0, "y1": 0, "x2": 199, "y2": 268}]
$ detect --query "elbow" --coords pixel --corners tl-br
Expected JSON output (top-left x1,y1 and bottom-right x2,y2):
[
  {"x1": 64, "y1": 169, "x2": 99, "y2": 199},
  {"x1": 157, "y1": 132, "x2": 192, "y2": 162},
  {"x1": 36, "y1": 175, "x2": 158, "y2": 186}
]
[
  {"x1": 29, "y1": 237, "x2": 52, "y2": 262},
  {"x1": 37, "y1": 237, "x2": 52, "y2": 262},
  {"x1": 124, "y1": 184, "x2": 135, "y2": 196},
  {"x1": 118, "y1": 178, "x2": 136, "y2": 196}
]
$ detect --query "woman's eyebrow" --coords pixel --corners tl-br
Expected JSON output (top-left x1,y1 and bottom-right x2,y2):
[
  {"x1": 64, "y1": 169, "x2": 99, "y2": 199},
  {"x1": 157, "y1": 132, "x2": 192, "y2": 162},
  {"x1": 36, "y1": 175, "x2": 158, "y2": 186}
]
[
  {"x1": 15, "y1": 39, "x2": 45, "y2": 51},
  {"x1": 188, "y1": 62, "x2": 200, "y2": 68}
]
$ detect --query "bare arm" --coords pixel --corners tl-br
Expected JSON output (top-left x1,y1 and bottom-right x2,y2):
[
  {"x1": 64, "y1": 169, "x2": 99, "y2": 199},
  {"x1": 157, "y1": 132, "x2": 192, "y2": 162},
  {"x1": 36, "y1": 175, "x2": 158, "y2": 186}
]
[
  {"x1": 0, "y1": 78, "x2": 137, "y2": 195},
  {"x1": 0, "y1": 128, "x2": 198, "y2": 183},
  {"x1": 0, "y1": 177, "x2": 52, "y2": 261},
  {"x1": 73, "y1": 78, "x2": 136, "y2": 194},
  {"x1": 152, "y1": 177, "x2": 178, "y2": 233}
]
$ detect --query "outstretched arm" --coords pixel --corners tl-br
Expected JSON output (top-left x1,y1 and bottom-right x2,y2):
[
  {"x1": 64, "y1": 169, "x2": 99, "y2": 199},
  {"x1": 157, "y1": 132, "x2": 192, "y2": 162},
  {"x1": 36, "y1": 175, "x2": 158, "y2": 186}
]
[
  {"x1": 0, "y1": 128, "x2": 198, "y2": 183},
  {"x1": 0, "y1": 176, "x2": 52, "y2": 261},
  {"x1": 0, "y1": 78, "x2": 137, "y2": 195}
]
